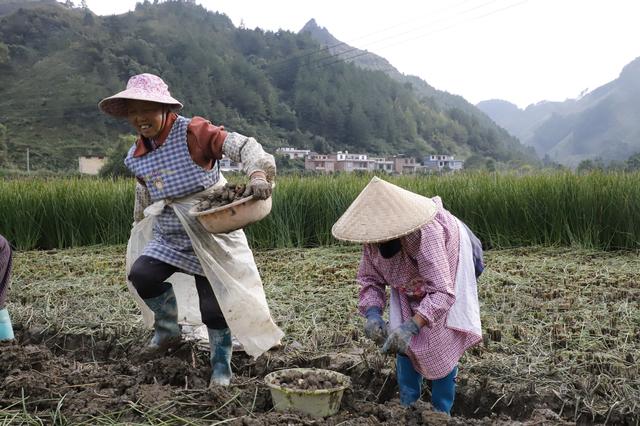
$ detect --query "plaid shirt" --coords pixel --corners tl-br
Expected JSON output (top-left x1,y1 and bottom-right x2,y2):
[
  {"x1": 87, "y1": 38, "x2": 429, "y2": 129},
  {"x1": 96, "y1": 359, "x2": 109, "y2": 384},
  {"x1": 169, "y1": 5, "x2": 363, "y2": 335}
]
[
  {"x1": 125, "y1": 116, "x2": 220, "y2": 275},
  {"x1": 357, "y1": 197, "x2": 482, "y2": 379}
]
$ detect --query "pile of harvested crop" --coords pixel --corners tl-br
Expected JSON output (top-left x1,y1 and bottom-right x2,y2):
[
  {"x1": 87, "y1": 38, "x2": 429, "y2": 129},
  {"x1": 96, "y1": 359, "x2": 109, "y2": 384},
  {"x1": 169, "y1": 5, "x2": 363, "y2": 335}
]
[
  {"x1": 271, "y1": 369, "x2": 343, "y2": 391},
  {"x1": 195, "y1": 183, "x2": 247, "y2": 212}
]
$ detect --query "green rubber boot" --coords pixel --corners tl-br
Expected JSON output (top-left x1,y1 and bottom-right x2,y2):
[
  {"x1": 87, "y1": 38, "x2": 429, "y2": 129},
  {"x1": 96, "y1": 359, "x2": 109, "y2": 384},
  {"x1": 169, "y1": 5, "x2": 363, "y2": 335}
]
[
  {"x1": 143, "y1": 287, "x2": 181, "y2": 351},
  {"x1": 208, "y1": 327, "x2": 232, "y2": 387}
]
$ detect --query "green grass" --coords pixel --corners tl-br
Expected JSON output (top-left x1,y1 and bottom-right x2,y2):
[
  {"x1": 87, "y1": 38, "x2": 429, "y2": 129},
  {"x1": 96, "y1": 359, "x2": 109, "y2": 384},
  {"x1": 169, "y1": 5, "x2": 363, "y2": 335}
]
[
  {"x1": 1, "y1": 171, "x2": 639, "y2": 250},
  {"x1": 4, "y1": 245, "x2": 639, "y2": 423},
  {"x1": 0, "y1": 177, "x2": 133, "y2": 250}
]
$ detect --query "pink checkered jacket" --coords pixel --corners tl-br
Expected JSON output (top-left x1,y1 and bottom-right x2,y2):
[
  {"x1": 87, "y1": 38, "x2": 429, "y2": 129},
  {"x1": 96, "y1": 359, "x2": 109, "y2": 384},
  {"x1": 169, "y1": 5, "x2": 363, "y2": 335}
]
[{"x1": 357, "y1": 197, "x2": 482, "y2": 379}]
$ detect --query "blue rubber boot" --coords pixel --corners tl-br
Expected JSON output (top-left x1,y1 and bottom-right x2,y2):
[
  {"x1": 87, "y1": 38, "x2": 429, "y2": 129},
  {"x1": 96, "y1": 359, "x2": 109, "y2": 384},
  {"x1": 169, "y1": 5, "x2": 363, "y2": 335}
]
[
  {"x1": 431, "y1": 366, "x2": 457, "y2": 415},
  {"x1": 397, "y1": 354, "x2": 423, "y2": 406},
  {"x1": 143, "y1": 287, "x2": 181, "y2": 350},
  {"x1": 208, "y1": 327, "x2": 232, "y2": 387},
  {"x1": 0, "y1": 308, "x2": 14, "y2": 341}
]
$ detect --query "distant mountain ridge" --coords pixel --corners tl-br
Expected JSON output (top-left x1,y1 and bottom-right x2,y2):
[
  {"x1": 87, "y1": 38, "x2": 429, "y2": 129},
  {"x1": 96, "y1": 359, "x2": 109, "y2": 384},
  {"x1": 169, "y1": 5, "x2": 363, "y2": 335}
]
[
  {"x1": 0, "y1": 0, "x2": 56, "y2": 16},
  {"x1": 299, "y1": 19, "x2": 523, "y2": 144},
  {"x1": 0, "y1": 1, "x2": 536, "y2": 170},
  {"x1": 477, "y1": 57, "x2": 640, "y2": 167},
  {"x1": 299, "y1": 19, "x2": 399, "y2": 74}
]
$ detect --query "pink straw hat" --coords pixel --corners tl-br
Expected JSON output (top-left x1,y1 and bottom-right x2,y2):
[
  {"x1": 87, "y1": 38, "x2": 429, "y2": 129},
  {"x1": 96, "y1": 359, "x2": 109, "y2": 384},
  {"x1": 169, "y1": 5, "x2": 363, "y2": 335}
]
[{"x1": 98, "y1": 73, "x2": 183, "y2": 117}]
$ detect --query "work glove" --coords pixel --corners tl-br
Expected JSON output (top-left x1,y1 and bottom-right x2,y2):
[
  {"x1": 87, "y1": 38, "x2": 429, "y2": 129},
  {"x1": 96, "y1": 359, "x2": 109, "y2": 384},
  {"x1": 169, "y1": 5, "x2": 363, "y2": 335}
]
[
  {"x1": 381, "y1": 318, "x2": 420, "y2": 355},
  {"x1": 364, "y1": 307, "x2": 387, "y2": 345},
  {"x1": 242, "y1": 176, "x2": 272, "y2": 200}
]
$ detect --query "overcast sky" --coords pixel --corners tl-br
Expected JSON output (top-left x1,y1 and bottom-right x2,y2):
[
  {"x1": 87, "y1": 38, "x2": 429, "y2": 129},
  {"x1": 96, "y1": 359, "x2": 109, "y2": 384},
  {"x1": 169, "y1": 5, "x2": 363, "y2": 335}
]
[{"x1": 83, "y1": 0, "x2": 640, "y2": 109}]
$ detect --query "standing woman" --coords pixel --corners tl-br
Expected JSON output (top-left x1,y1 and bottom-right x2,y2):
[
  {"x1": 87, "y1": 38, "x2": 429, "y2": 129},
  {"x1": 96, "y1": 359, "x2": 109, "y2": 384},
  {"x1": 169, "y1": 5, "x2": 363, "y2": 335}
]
[
  {"x1": 332, "y1": 177, "x2": 483, "y2": 414},
  {"x1": 0, "y1": 234, "x2": 14, "y2": 341},
  {"x1": 98, "y1": 73, "x2": 283, "y2": 387}
]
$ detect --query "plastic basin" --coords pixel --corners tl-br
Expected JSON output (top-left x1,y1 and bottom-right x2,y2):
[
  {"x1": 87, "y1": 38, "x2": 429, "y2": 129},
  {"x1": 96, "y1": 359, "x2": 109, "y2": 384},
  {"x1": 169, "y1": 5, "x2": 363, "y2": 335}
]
[
  {"x1": 264, "y1": 368, "x2": 350, "y2": 418},
  {"x1": 189, "y1": 195, "x2": 272, "y2": 234}
]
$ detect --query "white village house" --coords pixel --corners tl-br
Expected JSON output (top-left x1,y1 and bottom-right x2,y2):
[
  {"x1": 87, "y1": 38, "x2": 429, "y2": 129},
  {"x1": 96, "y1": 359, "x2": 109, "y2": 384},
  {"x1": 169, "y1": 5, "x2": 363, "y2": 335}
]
[
  {"x1": 218, "y1": 155, "x2": 242, "y2": 172},
  {"x1": 422, "y1": 155, "x2": 464, "y2": 172},
  {"x1": 78, "y1": 156, "x2": 107, "y2": 175},
  {"x1": 276, "y1": 147, "x2": 311, "y2": 159}
]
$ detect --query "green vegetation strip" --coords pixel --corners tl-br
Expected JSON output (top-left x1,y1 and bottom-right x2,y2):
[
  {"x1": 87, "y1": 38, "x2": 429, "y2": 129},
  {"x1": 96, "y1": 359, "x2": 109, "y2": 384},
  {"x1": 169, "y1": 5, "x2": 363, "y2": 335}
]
[
  {"x1": 2, "y1": 172, "x2": 640, "y2": 250},
  {"x1": 3, "y1": 245, "x2": 639, "y2": 423}
]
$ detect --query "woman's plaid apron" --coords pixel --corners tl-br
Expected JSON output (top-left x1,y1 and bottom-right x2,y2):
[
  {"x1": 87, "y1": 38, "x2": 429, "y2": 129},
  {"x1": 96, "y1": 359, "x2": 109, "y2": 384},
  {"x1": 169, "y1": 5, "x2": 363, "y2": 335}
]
[{"x1": 125, "y1": 116, "x2": 219, "y2": 275}]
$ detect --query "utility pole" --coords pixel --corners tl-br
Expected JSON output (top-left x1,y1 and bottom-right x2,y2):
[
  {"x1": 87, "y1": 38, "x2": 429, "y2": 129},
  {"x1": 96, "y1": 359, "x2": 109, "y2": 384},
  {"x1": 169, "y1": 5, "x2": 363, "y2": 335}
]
[{"x1": 26, "y1": 147, "x2": 30, "y2": 173}]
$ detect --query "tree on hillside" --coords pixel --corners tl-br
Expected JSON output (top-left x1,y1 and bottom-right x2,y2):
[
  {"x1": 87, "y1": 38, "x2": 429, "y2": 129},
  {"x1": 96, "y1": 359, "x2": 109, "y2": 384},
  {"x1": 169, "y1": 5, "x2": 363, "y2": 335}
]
[
  {"x1": 576, "y1": 158, "x2": 605, "y2": 173},
  {"x1": 541, "y1": 154, "x2": 565, "y2": 169},
  {"x1": 0, "y1": 42, "x2": 8, "y2": 64},
  {"x1": 274, "y1": 155, "x2": 305, "y2": 173},
  {"x1": 83, "y1": 12, "x2": 94, "y2": 26},
  {"x1": 626, "y1": 152, "x2": 640, "y2": 172},
  {"x1": 464, "y1": 154, "x2": 486, "y2": 170},
  {"x1": 606, "y1": 160, "x2": 626, "y2": 171},
  {"x1": 0, "y1": 124, "x2": 8, "y2": 167},
  {"x1": 99, "y1": 135, "x2": 135, "y2": 178},
  {"x1": 0, "y1": 0, "x2": 537, "y2": 170},
  {"x1": 345, "y1": 104, "x2": 370, "y2": 146}
]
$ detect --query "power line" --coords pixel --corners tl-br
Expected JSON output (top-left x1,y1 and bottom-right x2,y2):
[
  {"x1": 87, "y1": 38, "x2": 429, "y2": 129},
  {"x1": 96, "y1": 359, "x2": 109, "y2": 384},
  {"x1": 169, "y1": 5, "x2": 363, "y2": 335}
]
[
  {"x1": 308, "y1": 0, "x2": 527, "y2": 71},
  {"x1": 270, "y1": 0, "x2": 505, "y2": 73},
  {"x1": 2, "y1": 0, "x2": 526, "y2": 108},
  {"x1": 306, "y1": 0, "x2": 505, "y2": 69},
  {"x1": 267, "y1": 0, "x2": 478, "y2": 70},
  {"x1": 1, "y1": 1, "x2": 529, "y2": 123}
]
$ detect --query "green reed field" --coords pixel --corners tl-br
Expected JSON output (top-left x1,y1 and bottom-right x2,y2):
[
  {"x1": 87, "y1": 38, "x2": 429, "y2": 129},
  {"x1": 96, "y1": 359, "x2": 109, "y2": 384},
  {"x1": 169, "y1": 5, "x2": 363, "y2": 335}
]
[{"x1": 1, "y1": 172, "x2": 639, "y2": 250}]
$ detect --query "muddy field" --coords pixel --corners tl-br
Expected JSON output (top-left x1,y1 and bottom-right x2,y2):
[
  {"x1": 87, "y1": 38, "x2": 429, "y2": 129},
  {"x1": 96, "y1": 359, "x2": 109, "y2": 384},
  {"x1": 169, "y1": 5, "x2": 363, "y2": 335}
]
[{"x1": 1, "y1": 246, "x2": 638, "y2": 425}]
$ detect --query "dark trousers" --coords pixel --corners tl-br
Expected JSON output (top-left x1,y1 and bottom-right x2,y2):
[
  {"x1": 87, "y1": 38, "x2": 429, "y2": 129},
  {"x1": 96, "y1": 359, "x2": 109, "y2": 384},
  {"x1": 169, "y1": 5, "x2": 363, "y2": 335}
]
[
  {"x1": 0, "y1": 235, "x2": 12, "y2": 309},
  {"x1": 128, "y1": 255, "x2": 227, "y2": 329}
]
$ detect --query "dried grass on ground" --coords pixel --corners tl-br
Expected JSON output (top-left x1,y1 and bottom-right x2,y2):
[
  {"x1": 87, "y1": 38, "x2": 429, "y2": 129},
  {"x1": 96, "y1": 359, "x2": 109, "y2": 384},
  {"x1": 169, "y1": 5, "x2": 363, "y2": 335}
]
[{"x1": 2, "y1": 246, "x2": 638, "y2": 424}]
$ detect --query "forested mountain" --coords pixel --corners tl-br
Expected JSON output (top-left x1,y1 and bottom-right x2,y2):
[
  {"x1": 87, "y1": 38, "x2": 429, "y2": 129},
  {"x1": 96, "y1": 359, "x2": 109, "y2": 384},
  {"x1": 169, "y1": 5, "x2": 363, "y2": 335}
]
[
  {"x1": 0, "y1": 0, "x2": 57, "y2": 15},
  {"x1": 299, "y1": 19, "x2": 520, "y2": 143},
  {"x1": 0, "y1": 0, "x2": 536, "y2": 171},
  {"x1": 478, "y1": 57, "x2": 640, "y2": 167}
]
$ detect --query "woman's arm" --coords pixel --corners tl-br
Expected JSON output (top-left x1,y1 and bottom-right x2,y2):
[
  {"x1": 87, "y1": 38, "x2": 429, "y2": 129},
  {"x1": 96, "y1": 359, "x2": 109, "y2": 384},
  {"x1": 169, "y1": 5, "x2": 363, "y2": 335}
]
[
  {"x1": 189, "y1": 117, "x2": 276, "y2": 198},
  {"x1": 222, "y1": 132, "x2": 276, "y2": 182},
  {"x1": 357, "y1": 245, "x2": 387, "y2": 316}
]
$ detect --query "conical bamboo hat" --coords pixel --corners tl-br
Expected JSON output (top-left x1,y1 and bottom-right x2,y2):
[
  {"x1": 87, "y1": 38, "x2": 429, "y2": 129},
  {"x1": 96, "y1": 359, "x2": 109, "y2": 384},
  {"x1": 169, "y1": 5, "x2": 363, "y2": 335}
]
[{"x1": 331, "y1": 176, "x2": 437, "y2": 243}]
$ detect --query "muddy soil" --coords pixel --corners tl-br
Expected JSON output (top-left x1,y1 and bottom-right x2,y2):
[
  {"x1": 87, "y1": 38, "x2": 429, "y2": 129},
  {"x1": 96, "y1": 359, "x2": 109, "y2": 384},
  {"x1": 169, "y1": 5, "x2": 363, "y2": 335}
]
[
  {"x1": 195, "y1": 183, "x2": 248, "y2": 211},
  {"x1": 267, "y1": 369, "x2": 347, "y2": 391},
  {"x1": 0, "y1": 327, "x2": 587, "y2": 425}
]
